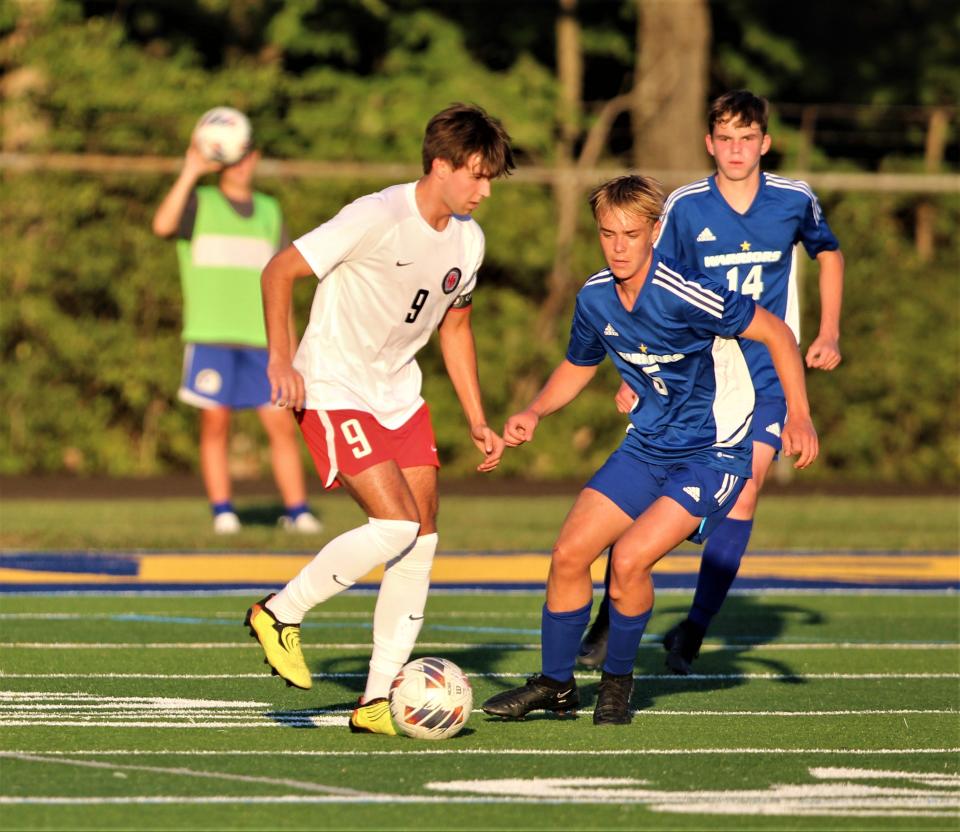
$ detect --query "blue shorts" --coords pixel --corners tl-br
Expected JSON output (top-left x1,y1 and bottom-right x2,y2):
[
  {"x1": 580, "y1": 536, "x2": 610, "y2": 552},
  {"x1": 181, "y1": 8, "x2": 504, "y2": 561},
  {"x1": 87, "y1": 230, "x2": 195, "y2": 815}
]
[
  {"x1": 178, "y1": 344, "x2": 271, "y2": 410},
  {"x1": 751, "y1": 395, "x2": 788, "y2": 452},
  {"x1": 585, "y1": 449, "x2": 746, "y2": 545}
]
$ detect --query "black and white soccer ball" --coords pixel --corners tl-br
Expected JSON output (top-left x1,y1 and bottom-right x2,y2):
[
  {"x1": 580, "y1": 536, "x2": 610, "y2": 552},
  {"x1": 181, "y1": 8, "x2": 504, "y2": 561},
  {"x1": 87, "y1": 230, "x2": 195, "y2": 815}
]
[
  {"x1": 193, "y1": 106, "x2": 251, "y2": 165},
  {"x1": 389, "y1": 657, "x2": 472, "y2": 740}
]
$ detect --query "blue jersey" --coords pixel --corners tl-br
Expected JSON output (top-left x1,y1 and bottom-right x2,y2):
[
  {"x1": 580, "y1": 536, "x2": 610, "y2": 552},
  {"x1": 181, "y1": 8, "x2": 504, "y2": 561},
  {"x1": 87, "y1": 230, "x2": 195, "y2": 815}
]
[
  {"x1": 566, "y1": 254, "x2": 757, "y2": 478},
  {"x1": 656, "y1": 172, "x2": 839, "y2": 397}
]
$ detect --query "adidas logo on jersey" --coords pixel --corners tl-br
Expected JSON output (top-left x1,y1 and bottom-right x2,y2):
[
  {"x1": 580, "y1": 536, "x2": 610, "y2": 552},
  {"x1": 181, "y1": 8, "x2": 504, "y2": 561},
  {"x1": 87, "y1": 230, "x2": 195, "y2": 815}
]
[
  {"x1": 603, "y1": 323, "x2": 620, "y2": 337},
  {"x1": 766, "y1": 422, "x2": 782, "y2": 437},
  {"x1": 696, "y1": 227, "x2": 717, "y2": 242},
  {"x1": 682, "y1": 486, "x2": 701, "y2": 502}
]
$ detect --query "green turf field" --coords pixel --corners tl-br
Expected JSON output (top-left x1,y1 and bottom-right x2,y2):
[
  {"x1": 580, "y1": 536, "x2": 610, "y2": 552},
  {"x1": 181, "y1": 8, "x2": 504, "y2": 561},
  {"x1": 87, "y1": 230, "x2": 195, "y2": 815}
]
[
  {"x1": 2, "y1": 493, "x2": 958, "y2": 551},
  {"x1": 1, "y1": 590, "x2": 958, "y2": 829}
]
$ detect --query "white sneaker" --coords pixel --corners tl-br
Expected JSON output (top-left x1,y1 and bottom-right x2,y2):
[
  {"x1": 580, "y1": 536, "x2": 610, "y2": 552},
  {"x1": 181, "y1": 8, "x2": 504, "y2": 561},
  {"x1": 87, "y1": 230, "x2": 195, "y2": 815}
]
[
  {"x1": 278, "y1": 512, "x2": 323, "y2": 533},
  {"x1": 213, "y1": 511, "x2": 241, "y2": 535}
]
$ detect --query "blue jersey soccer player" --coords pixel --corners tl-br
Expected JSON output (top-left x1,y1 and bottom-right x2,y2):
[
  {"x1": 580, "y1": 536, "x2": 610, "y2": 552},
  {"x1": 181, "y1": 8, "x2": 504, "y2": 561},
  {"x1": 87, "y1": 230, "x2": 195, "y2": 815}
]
[
  {"x1": 579, "y1": 90, "x2": 844, "y2": 674},
  {"x1": 482, "y1": 175, "x2": 818, "y2": 725}
]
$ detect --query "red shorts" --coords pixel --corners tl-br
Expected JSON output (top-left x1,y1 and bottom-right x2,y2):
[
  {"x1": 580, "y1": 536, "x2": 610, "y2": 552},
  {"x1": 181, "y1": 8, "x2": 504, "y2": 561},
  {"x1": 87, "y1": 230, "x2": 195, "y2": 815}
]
[{"x1": 296, "y1": 404, "x2": 440, "y2": 490}]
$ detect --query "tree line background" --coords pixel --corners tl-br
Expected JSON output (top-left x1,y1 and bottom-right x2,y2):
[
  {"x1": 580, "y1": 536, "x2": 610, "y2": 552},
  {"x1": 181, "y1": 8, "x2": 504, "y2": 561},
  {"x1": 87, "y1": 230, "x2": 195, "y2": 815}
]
[{"x1": 1, "y1": 0, "x2": 958, "y2": 487}]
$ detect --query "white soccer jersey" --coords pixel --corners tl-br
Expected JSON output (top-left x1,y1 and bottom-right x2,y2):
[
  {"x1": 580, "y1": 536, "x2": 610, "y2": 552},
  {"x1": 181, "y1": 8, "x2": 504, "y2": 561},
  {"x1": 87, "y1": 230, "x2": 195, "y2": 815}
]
[{"x1": 293, "y1": 182, "x2": 484, "y2": 428}]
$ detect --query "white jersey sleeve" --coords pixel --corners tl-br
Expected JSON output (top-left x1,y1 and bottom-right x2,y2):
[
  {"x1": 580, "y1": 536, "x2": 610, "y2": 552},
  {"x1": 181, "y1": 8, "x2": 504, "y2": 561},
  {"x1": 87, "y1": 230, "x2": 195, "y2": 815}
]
[{"x1": 293, "y1": 191, "x2": 395, "y2": 281}]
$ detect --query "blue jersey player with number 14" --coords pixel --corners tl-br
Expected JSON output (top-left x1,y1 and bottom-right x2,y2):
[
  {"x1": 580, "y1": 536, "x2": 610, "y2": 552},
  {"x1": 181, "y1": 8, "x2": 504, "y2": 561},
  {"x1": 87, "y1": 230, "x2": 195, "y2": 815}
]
[{"x1": 579, "y1": 90, "x2": 844, "y2": 674}]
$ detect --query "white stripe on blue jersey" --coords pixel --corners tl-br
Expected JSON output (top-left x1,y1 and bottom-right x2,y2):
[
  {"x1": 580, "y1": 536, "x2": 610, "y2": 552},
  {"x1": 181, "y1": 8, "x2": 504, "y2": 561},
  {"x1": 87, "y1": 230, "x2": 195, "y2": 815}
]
[
  {"x1": 658, "y1": 179, "x2": 712, "y2": 242},
  {"x1": 710, "y1": 336, "x2": 754, "y2": 449},
  {"x1": 584, "y1": 267, "x2": 614, "y2": 287},
  {"x1": 764, "y1": 173, "x2": 822, "y2": 224},
  {"x1": 652, "y1": 262, "x2": 724, "y2": 319}
]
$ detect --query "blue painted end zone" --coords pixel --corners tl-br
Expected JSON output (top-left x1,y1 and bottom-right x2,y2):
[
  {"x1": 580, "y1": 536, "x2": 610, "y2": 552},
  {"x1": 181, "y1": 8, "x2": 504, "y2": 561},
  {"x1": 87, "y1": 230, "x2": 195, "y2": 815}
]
[{"x1": 2, "y1": 578, "x2": 958, "y2": 594}]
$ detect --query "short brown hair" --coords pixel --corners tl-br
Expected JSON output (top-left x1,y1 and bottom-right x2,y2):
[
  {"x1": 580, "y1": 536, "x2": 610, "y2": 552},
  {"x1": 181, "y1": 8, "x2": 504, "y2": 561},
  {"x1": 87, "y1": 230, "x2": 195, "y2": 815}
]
[
  {"x1": 708, "y1": 90, "x2": 769, "y2": 134},
  {"x1": 422, "y1": 103, "x2": 515, "y2": 178},
  {"x1": 589, "y1": 175, "x2": 664, "y2": 224}
]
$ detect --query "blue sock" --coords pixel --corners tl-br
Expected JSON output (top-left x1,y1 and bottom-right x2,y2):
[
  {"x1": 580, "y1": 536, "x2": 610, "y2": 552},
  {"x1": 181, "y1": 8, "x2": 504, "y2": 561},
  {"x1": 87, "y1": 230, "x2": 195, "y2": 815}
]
[
  {"x1": 541, "y1": 601, "x2": 592, "y2": 682},
  {"x1": 211, "y1": 501, "x2": 234, "y2": 517},
  {"x1": 284, "y1": 502, "x2": 309, "y2": 520},
  {"x1": 603, "y1": 601, "x2": 652, "y2": 675},
  {"x1": 690, "y1": 517, "x2": 753, "y2": 630}
]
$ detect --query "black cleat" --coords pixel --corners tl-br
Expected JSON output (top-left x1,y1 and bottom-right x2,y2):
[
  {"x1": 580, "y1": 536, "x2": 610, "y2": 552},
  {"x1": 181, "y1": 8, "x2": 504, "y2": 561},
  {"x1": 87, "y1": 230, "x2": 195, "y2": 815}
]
[
  {"x1": 482, "y1": 674, "x2": 579, "y2": 720},
  {"x1": 577, "y1": 604, "x2": 610, "y2": 669},
  {"x1": 593, "y1": 670, "x2": 634, "y2": 725},
  {"x1": 663, "y1": 618, "x2": 705, "y2": 675}
]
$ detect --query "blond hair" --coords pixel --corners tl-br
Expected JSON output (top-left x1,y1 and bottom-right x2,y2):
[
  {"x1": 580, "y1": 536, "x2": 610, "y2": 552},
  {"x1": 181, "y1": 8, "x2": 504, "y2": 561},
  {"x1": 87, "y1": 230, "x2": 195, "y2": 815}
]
[{"x1": 589, "y1": 175, "x2": 664, "y2": 224}]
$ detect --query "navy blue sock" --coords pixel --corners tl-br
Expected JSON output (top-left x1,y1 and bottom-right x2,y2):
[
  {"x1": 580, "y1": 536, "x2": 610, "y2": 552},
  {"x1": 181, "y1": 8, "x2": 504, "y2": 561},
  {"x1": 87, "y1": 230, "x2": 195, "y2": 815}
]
[
  {"x1": 603, "y1": 601, "x2": 652, "y2": 675},
  {"x1": 284, "y1": 502, "x2": 309, "y2": 520},
  {"x1": 211, "y1": 501, "x2": 234, "y2": 517},
  {"x1": 690, "y1": 517, "x2": 753, "y2": 630},
  {"x1": 541, "y1": 601, "x2": 592, "y2": 682}
]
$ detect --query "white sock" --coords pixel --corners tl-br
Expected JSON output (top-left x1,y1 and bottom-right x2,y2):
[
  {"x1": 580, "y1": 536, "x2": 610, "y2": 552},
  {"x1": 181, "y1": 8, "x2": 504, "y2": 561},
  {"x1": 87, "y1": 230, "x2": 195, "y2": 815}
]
[
  {"x1": 267, "y1": 518, "x2": 420, "y2": 625},
  {"x1": 363, "y1": 532, "x2": 438, "y2": 702}
]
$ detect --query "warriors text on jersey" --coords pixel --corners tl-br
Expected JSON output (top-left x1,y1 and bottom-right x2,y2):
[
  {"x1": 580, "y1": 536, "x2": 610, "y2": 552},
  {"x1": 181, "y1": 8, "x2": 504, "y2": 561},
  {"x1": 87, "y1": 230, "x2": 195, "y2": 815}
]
[
  {"x1": 293, "y1": 182, "x2": 484, "y2": 428},
  {"x1": 566, "y1": 254, "x2": 757, "y2": 478},
  {"x1": 656, "y1": 172, "x2": 839, "y2": 396}
]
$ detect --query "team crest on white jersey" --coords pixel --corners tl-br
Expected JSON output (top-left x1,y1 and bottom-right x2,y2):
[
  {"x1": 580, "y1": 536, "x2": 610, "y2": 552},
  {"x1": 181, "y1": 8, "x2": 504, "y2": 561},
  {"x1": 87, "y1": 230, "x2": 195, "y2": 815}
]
[
  {"x1": 603, "y1": 323, "x2": 620, "y2": 337},
  {"x1": 682, "y1": 486, "x2": 701, "y2": 502},
  {"x1": 765, "y1": 422, "x2": 782, "y2": 437},
  {"x1": 696, "y1": 227, "x2": 716, "y2": 242},
  {"x1": 442, "y1": 267, "x2": 462, "y2": 294}
]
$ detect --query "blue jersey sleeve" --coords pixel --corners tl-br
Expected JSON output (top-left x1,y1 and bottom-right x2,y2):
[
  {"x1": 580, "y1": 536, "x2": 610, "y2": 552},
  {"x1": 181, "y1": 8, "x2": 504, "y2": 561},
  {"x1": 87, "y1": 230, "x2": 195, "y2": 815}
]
[
  {"x1": 653, "y1": 260, "x2": 756, "y2": 339},
  {"x1": 565, "y1": 296, "x2": 607, "y2": 366},
  {"x1": 654, "y1": 207, "x2": 682, "y2": 259},
  {"x1": 797, "y1": 189, "x2": 840, "y2": 258}
]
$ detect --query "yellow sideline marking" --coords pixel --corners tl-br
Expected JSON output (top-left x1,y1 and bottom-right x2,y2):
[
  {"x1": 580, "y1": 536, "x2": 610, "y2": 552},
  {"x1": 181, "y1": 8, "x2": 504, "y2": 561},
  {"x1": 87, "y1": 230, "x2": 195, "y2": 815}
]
[{"x1": 0, "y1": 552, "x2": 957, "y2": 585}]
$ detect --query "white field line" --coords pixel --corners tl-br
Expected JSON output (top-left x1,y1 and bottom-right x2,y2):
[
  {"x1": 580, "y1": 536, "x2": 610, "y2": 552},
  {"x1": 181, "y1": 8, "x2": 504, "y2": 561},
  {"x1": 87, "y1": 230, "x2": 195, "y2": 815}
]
[
  {"x1": 0, "y1": 796, "x2": 954, "y2": 813},
  {"x1": 1, "y1": 671, "x2": 958, "y2": 682},
  {"x1": 0, "y1": 752, "x2": 368, "y2": 796},
  {"x1": 0, "y1": 708, "x2": 954, "y2": 721},
  {"x1": 1, "y1": 640, "x2": 957, "y2": 650},
  {"x1": 5, "y1": 748, "x2": 959, "y2": 757}
]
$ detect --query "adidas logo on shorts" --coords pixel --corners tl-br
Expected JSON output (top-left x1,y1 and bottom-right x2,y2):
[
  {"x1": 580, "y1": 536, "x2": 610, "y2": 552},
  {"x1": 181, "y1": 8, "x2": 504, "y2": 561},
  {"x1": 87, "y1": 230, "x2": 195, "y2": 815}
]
[{"x1": 682, "y1": 486, "x2": 701, "y2": 502}]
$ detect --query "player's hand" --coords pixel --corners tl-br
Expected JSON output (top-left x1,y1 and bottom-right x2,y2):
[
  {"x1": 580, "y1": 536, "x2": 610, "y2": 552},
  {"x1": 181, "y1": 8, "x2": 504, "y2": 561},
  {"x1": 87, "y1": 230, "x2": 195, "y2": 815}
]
[
  {"x1": 267, "y1": 359, "x2": 306, "y2": 411},
  {"x1": 805, "y1": 334, "x2": 841, "y2": 370},
  {"x1": 184, "y1": 136, "x2": 224, "y2": 178},
  {"x1": 470, "y1": 424, "x2": 505, "y2": 473},
  {"x1": 781, "y1": 413, "x2": 819, "y2": 469},
  {"x1": 503, "y1": 410, "x2": 539, "y2": 447},
  {"x1": 614, "y1": 381, "x2": 638, "y2": 414}
]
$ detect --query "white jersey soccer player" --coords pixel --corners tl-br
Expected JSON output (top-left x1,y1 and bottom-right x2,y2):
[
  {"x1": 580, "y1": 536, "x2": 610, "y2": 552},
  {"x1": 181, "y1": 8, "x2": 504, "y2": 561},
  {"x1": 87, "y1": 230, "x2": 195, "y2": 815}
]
[
  {"x1": 293, "y1": 181, "x2": 484, "y2": 442},
  {"x1": 244, "y1": 104, "x2": 514, "y2": 736}
]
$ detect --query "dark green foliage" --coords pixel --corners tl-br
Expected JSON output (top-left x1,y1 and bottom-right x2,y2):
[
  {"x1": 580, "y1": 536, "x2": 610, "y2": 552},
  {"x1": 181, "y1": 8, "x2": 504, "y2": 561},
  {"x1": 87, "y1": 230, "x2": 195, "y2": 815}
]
[{"x1": 1, "y1": 4, "x2": 957, "y2": 485}]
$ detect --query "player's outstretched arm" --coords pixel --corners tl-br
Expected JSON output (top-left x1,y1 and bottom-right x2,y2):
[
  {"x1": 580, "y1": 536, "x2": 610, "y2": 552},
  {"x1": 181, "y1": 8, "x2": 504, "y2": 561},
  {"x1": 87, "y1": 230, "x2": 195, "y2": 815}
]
[
  {"x1": 805, "y1": 248, "x2": 845, "y2": 371},
  {"x1": 261, "y1": 245, "x2": 314, "y2": 410},
  {"x1": 437, "y1": 305, "x2": 504, "y2": 472},
  {"x1": 740, "y1": 307, "x2": 819, "y2": 469},
  {"x1": 504, "y1": 360, "x2": 599, "y2": 447}
]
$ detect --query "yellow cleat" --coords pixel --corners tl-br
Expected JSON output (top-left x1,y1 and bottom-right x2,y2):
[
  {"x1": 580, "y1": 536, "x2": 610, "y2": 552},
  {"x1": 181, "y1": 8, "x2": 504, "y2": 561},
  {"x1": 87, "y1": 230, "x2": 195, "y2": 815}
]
[
  {"x1": 244, "y1": 594, "x2": 312, "y2": 690},
  {"x1": 349, "y1": 697, "x2": 397, "y2": 736}
]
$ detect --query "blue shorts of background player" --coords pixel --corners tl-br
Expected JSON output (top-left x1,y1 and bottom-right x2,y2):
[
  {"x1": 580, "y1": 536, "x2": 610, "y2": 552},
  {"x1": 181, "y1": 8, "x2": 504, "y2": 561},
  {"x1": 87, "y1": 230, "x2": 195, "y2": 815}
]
[
  {"x1": 587, "y1": 450, "x2": 746, "y2": 546},
  {"x1": 178, "y1": 344, "x2": 272, "y2": 410},
  {"x1": 752, "y1": 395, "x2": 788, "y2": 453}
]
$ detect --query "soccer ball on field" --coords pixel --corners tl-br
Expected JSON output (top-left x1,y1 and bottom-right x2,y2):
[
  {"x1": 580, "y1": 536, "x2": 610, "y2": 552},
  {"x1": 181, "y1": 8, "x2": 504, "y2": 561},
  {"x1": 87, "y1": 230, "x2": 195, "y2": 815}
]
[
  {"x1": 389, "y1": 657, "x2": 472, "y2": 740},
  {"x1": 193, "y1": 106, "x2": 252, "y2": 165}
]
